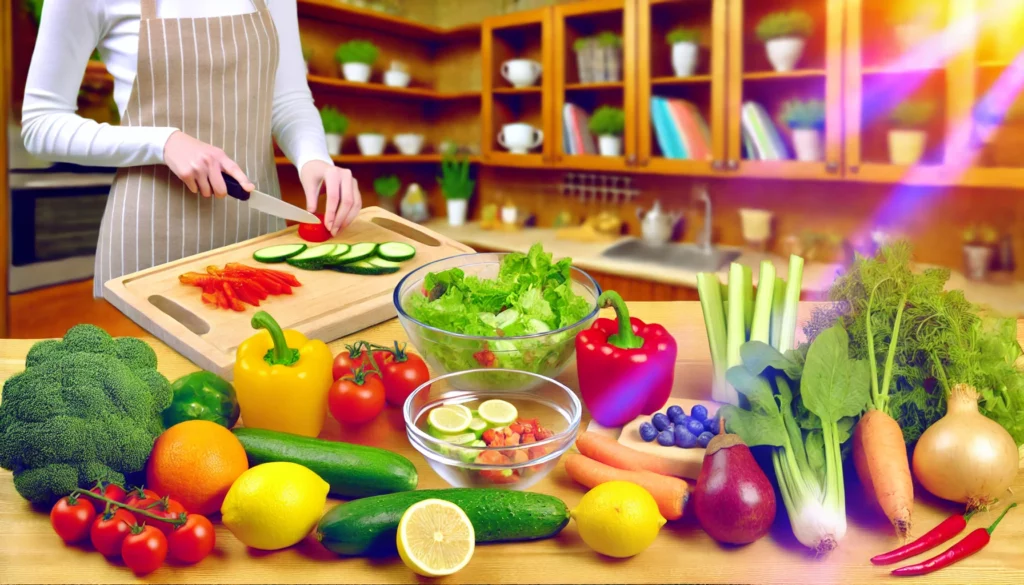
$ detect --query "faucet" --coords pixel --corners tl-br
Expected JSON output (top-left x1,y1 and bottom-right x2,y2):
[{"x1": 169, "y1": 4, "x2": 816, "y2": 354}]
[{"x1": 694, "y1": 184, "x2": 713, "y2": 253}]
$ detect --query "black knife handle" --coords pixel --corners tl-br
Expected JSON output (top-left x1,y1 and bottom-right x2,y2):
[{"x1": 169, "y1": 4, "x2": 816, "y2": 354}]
[{"x1": 222, "y1": 173, "x2": 251, "y2": 201}]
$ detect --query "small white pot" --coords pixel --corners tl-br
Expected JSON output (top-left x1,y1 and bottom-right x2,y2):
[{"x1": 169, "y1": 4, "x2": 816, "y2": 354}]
[
  {"x1": 341, "y1": 62, "x2": 372, "y2": 83},
  {"x1": 384, "y1": 70, "x2": 411, "y2": 88},
  {"x1": 888, "y1": 129, "x2": 927, "y2": 165},
  {"x1": 393, "y1": 133, "x2": 425, "y2": 155},
  {"x1": 357, "y1": 133, "x2": 386, "y2": 156},
  {"x1": 791, "y1": 128, "x2": 823, "y2": 162},
  {"x1": 447, "y1": 199, "x2": 468, "y2": 226},
  {"x1": 324, "y1": 133, "x2": 342, "y2": 156},
  {"x1": 671, "y1": 42, "x2": 699, "y2": 77},
  {"x1": 765, "y1": 37, "x2": 806, "y2": 72},
  {"x1": 739, "y1": 208, "x2": 773, "y2": 249},
  {"x1": 963, "y1": 245, "x2": 994, "y2": 281},
  {"x1": 597, "y1": 135, "x2": 622, "y2": 157}
]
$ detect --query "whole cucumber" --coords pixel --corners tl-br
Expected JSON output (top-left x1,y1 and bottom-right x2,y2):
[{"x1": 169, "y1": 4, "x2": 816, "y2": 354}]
[
  {"x1": 316, "y1": 488, "x2": 570, "y2": 557},
  {"x1": 232, "y1": 428, "x2": 417, "y2": 498}
]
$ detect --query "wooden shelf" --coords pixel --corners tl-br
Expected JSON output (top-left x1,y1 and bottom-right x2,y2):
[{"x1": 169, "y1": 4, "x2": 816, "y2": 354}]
[
  {"x1": 651, "y1": 74, "x2": 713, "y2": 86},
  {"x1": 275, "y1": 155, "x2": 480, "y2": 165},
  {"x1": 977, "y1": 59, "x2": 1013, "y2": 70},
  {"x1": 564, "y1": 81, "x2": 625, "y2": 92},
  {"x1": 742, "y1": 69, "x2": 827, "y2": 81},
  {"x1": 492, "y1": 86, "x2": 543, "y2": 95},
  {"x1": 862, "y1": 64, "x2": 944, "y2": 75},
  {"x1": 306, "y1": 75, "x2": 480, "y2": 101},
  {"x1": 297, "y1": 0, "x2": 479, "y2": 42}
]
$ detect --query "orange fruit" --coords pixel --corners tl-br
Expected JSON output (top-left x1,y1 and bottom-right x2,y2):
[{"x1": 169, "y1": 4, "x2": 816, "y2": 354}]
[{"x1": 146, "y1": 420, "x2": 249, "y2": 515}]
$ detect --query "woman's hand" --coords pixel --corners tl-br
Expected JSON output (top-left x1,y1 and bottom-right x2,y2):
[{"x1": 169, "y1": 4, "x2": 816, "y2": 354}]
[
  {"x1": 299, "y1": 160, "x2": 362, "y2": 235},
  {"x1": 164, "y1": 131, "x2": 254, "y2": 197}
]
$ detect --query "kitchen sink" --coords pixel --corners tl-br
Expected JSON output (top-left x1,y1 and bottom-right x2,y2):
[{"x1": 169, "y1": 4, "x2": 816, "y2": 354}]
[{"x1": 600, "y1": 239, "x2": 741, "y2": 272}]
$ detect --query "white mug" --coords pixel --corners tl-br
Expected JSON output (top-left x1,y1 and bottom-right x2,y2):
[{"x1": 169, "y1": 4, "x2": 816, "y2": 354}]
[
  {"x1": 498, "y1": 123, "x2": 543, "y2": 154},
  {"x1": 500, "y1": 59, "x2": 542, "y2": 88}
]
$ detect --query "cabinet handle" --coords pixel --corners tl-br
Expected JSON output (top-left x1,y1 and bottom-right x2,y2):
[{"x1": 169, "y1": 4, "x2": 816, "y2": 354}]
[
  {"x1": 712, "y1": 160, "x2": 724, "y2": 170},
  {"x1": 850, "y1": 165, "x2": 859, "y2": 174},
  {"x1": 826, "y1": 161, "x2": 838, "y2": 174},
  {"x1": 627, "y1": 154, "x2": 637, "y2": 165},
  {"x1": 727, "y1": 160, "x2": 739, "y2": 170}
]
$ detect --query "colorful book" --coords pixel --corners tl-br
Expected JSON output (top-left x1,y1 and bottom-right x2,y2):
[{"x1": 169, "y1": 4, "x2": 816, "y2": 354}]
[
  {"x1": 667, "y1": 100, "x2": 711, "y2": 161},
  {"x1": 741, "y1": 101, "x2": 789, "y2": 161}
]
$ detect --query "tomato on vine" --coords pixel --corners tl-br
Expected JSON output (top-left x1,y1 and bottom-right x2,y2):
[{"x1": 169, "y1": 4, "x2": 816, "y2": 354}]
[
  {"x1": 378, "y1": 342, "x2": 431, "y2": 407},
  {"x1": 50, "y1": 494, "x2": 97, "y2": 544},
  {"x1": 90, "y1": 508, "x2": 135, "y2": 558},
  {"x1": 328, "y1": 366, "x2": 386, "y2": 424},
  {"x1": 87, "y1": 481, "x2": 127, "y2": 514},
  {"x1": 167, "y1": 514, "x2": 215, "y2": 564},
  {"x1": 121, "y1": 524, "x2": 168, "y2": 576}
]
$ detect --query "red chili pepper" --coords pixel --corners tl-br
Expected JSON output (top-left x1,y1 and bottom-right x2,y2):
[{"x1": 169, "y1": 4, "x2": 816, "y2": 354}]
[
  {"x1": 891, "y1": 503, "x2": 1016, "y2": 577},
  {"x1": 574, "y1": 291, "x2": 677, "y2": 427},
  {"x1": 872, "y1": 510, "x2": 977, "y2": 565}
]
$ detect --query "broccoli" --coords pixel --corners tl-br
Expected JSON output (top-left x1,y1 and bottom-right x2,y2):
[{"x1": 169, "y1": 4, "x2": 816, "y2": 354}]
[{"x1": 0, "y1": 325, "x2": 172, "y2": 505}]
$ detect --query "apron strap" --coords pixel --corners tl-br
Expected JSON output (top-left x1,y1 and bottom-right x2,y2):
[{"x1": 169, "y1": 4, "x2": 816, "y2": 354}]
[
  {"x1": 140, "y1": 0, "x2": 156, "y2": 20},
  {"x1": 249, "y1": 0, "x2": 268, "y2": 11}
]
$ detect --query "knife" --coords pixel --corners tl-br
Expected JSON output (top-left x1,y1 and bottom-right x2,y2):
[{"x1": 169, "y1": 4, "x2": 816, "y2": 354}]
[{"x1": 222, "y1": 173, "x2": 321, "y2": 224}]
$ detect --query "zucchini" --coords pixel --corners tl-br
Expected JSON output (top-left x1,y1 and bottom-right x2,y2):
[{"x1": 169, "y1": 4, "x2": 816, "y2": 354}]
[
  {"x1": 367, "y1": 257, "x2": 401, "y2": 274},
  {"x1": 316, "y1": 489, "x2": 570, "y2": 557},
  {"x1": 322, "y1": 243, "x2": 351, "y2": 266},
  {"x1": 332, "y1": 258, "x2": 398, "y2": 275},
  {"x1": 285, "y1": 243, "x2": 337, "y2": 270},
  {"x1": 253, "y1": 243, "x2": 306, "y2": 263},
  {"x1": 332, "y1": 242, "x2": 377, "y2": 265},
  {"x1": 376, "y1": 241, "x2": 416, "y2": 262},
  {"x1": 232, "y1": 428, "x2": 417, "y2": 499}
]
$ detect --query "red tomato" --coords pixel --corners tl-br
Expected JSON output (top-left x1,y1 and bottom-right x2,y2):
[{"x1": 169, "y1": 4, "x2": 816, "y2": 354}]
[
  {"x1": 167, "y1": 514, "x2": 215, "y2": 564},
  {"x1": 298, "y1": 213, "x2": 331, "y2": 243},
  {"x1": 87, "y1": 481, "x2": 127, "y2": 514},
  {"x1": 381, "y1": 353, "x2": 431, "y2": 407},
  {"x1": 328, "y1": 374, "x2": 385, "y2": 425},
  {"x1": 50, "y1": 494, "x2": 97, "y2": 544},
  {"x1": 123, "y1": 487, "x2": 161, "y2": 522},
  {"x1": 332, "y1": 348, "x2": 389, "y2": 380},
  {"x1": 147, "y1": 498, "x2": 188, "y2": 535},
  {"x1": 90, "y1": 508, "x2": 135, "y2": 558},
  {"x1": 121, "y1": 524, "x2": 168, "y2": 576}
]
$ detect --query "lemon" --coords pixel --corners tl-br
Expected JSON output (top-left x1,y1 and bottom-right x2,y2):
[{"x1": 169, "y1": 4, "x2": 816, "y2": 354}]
[
  {"x1": 221, "y1": 462, "x2": 330, "y2": 551},
  {"x1": 477, "y1": 399, "x2": 517, "y2": 426},
  {"x1": 397, "y1": 499, "x2": 475, "y2": 577},
  {"x1": 428, "y1": 406, "x2": 471, "y2": 434},
  {"x1": 570, "y1": 481, "x2": 666, "y2": 558}
]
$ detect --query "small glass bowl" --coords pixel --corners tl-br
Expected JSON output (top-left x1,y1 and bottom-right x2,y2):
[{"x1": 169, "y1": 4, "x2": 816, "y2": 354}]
[{"x1": 404, "y1": 369, "x2": 581, "y2": 490}]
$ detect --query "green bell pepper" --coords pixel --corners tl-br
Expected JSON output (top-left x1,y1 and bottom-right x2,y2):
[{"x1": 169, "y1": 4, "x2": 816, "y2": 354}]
[{"x1": 163, "y1": 371, "x2": 241, "y2": 429}]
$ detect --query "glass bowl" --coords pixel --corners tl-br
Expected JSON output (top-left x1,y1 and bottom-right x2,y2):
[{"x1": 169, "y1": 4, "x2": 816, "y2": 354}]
[
  {"x1": 404, "y1": 369, "x2": 581, "y2": 490},
  {"x1": 393, "y1": 252, "x2": 601, "y2": 391}
]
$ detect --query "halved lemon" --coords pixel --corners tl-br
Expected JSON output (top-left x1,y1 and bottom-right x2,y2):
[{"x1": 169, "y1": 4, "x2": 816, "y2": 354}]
[
  {"x1": 477, "y1": 399, "x2": 518, "y2": 426},
  {"x1": 397, "y1": 499, "x2": 475, "y2": 577},
  {"x1": 427, "y1": 406, "x2": 471, "y2": 434}
]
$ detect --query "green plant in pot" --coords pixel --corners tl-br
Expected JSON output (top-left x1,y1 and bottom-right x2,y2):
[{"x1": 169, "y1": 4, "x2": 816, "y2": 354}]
[
  {"x1": 335, "y1": 40, "x2": 379, "y2": 83},
  {"x1": 373, "y1": 174, "x2": 401, "y2": 213},
  {"x1": 666, "y1": 27, "x2": 702, "y2": 77},
  {"x1": 961, "y1": 224, "x2": 1000, "y2": 281},
  {"x1": 438, "y1": 148, "x2": 475, "y2": 227},
  {"x1": 588, "y1": 106, "x2": 626, "y2": 157},
  {"x1": 888, "y1": 99, "x2": 936, "y2": 166},
  {"x1": 319, "y1": 106, "x2": 348, "y2": 155},
  {"x1": 779, "y1": 98, "x2": 825, "y2": 162},
  {"x1": 755, "y1": 10, "x2": 813, "y2": 72}
]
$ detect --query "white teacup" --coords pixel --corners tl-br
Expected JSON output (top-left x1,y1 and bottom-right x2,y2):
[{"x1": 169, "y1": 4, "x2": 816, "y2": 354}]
[
  {"x1": 501, "y1": 59, "x2": 542, "y2": 88},
  {"x1": 498, "y1": 123, "x2": 543, "y2": 154},
  {"x1": 393, "y1": 133, "x2": 425, "y2": 155}
]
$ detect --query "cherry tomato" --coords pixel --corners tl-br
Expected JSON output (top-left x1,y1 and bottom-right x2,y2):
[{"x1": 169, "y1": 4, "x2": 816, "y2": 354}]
[
  {"x1": 167, "y1": 514, "x2": 215, "y2": 564},
  {"x1": 328, "y1": 374, "x2": 385, "y2": 424},
  {"x1": 298, "y1": 213, "x2": 331, "y2": 243},
  {"x1": 332, "y1": 348, "x2": 390, "y2": 380},
  {"x1": 87, "y1": 481, "x2": 127, "y2": 514},
  {"x1": 123, "y1": 487, "x2": 161, "y2": 522},
  {"x1": 50, "y1": 494, "x2": 97, "y2": 544},
  {"x1": 381, "y1": 352, "x2": 431, "y2": 407},
  {"x1": 121, "y1": 524, "x2": 168, "y2": 576},
  {"x1": 147, "y1": 498, "x2": 188, "y2": 535},
  {"x1": 90, "y1": 508, "x2": 135, "y2": 558}
]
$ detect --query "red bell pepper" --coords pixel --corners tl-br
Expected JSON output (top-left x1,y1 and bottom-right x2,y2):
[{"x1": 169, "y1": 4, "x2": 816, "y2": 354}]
[{"x1": 575, "y1": 291, "x2": 677, "y2": 427}]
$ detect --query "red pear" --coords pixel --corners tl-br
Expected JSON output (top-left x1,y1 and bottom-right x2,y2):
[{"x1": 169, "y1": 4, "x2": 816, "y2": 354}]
[{"x1": 694, "y1": 433, "x2": 776, "y2": 545}]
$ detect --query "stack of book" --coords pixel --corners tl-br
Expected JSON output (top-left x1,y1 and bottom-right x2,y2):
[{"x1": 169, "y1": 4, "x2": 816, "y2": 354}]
[
  {"x1": 562, "y1": 103, "x2": 597, "y2": 155},
  {"x1": 649, "y1": 97, "x2": 712, "y2": 160},
  {"x1": 740, "y1": 101, "x2": 789, "y2": 160}
]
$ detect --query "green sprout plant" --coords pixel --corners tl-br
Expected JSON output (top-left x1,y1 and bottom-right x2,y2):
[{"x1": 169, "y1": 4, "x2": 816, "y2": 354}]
[
  {"x1": 596, "y1": 31, "x2": 623, "y2": 48},
  {"x1": 963, "y1": 224, "x2": 999, "y2": 246},
  {"x1": 335, "y1": 40, "x2": 379, "y2": 65},
  {"x1": 588, "y1": 106, "x2": 626, "y2": 136},
  {"x1": 889, "y1": 100, "x2": 937, "y2": 129},
  {"x1": 374, "y1": 174, "x2": 401, "y2": 199},
  {"x1": 779, "y1": 99, "x2": 826, "y2": 130},
  {"x1": 755, "y1": 10, "x2": 814, "y2": 42},
  {"x1": 438, "y1": 149, "x2": 475, "y2": 201},
  {"x1": 666, "y1": 27, "x2": 702, "y2": 45},
  {"x1": 319, "y1": 106, "x2": 348, "y2": 135}
]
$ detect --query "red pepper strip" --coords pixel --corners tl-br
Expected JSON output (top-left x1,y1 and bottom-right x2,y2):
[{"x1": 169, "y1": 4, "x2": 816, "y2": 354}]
[
  {"x1": 891, "y1": 503, "x2": 1016, "y2": 577},
  {"x1": 213, "y1": 288, "x2": 230, "y2": 309},
  {"x1": 872, "y1": 510, "x2": 977, "y2": 565},
  {"x1": 574, "y1": 290, "x2": 677, "y2": 427},
  {"x1": 221, "y1": 282, "x2": 246, "y2": 312},
  {"x1": 228, "y1": 281, "x2": 261, "y2": 307},
  {"x1": 257, "y1": 267, "x2": 302, "y2": 287}
]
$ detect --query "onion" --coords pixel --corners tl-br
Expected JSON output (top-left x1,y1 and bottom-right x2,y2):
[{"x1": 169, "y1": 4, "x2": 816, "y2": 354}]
[{"x1": 912, "y1": 384, "x2": 1019, "y2": 510}]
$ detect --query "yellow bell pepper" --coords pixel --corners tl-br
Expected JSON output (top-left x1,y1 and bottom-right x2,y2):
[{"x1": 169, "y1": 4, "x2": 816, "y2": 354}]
[{"x1": 234, "y1": 311, "x2": 334, "y2": 437}]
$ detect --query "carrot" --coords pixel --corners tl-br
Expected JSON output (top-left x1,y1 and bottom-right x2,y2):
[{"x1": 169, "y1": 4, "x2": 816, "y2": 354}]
[
  {"x1": 575, "y1": 432, "x2": 682, "y2": 477},
  {"x1": 853, "y1": 409, "x2": 913, "y2": 540},
  {"x1": 563, "y1": 453, "x2": 689, "y2": 521}
]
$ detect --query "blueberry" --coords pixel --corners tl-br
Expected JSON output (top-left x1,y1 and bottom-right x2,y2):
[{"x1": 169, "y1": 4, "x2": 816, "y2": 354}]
[
  {"x1": 697, "y1": 431, "x2": 714, "y2": 448},
  {"x1": 639, "y1": 422, "x2": 658, "y2": 442},
  {"x1": 686, "y1": 419, "x2": 706, "y2": 436},
  {"x1": 656, "y1": 430, "x2": 675, "y2": 446},
  {"x1": 666, "y1": 405, "x2": 684, "y2": 420},
  {"x1": 674, "y1": 426, "x2": 697, "y2": 448},
  {"x1": 691, "y1": 404, "x2": 709, "y2": 422},
  {"x1": 671, "y1": 413, "x2": 690, "y2": 426},
  {"x1": 652, "y1": 413, "x2": 672, "y2": 431},
  {"x1": 704, "y1": 416, "x2": 720, "y2": 434}
]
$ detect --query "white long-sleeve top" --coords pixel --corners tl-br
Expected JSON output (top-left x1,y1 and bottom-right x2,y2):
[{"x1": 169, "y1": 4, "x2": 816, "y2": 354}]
[{"x1": 21, "y1": 0, "x2": 331, "y2": 172}]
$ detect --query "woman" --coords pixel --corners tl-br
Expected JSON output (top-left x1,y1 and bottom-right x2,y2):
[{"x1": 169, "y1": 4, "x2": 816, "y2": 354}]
[{"x1": 21, "y1": 0, "x2": 361, "y2": 297}]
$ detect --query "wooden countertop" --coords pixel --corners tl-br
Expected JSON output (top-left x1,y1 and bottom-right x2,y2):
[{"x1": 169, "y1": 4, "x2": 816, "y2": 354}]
[
  {"x1": 2, "y1": 303, "x2": 1023, "y2": 584},
  {"x1": 426, "y1": 221, "x2": 1024, "y2": 317}
]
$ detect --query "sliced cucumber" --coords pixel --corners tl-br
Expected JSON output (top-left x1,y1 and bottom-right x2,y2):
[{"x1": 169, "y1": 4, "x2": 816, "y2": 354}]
[
  {"x1": 376, "y1": 241, "x2": 416, "y2": 262},
  {"x1": 367, "y1": 257, "x2": 401, "y2": 274},
  {"x1": 253, "y1": 243, "x2": 307, "y2": 263},
  {"x1": 332, "y1": 260, "x2": 385, "y2": 276},
  {"x1": 323, "y1": 243, "x2": 352, "y2": 265},
  {"x1": 332, "y1": 242, "x2": 378, "y2": 265},
  {"x1": 285, "y1": 243, "x2": 337, "y2": 270}
]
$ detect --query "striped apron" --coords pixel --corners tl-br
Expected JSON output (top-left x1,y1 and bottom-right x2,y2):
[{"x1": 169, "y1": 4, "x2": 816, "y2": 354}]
[{"x1": 94, "y1": 0, "x2": 285, "y2": 298}]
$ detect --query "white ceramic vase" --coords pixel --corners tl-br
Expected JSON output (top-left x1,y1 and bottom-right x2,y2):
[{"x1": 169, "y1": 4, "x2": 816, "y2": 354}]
[
  {"x1": 671, "y1": 42, "x2": 699, "y2": 77},
  {"x1": 791, "y1": 128, "x2": 823, "y2": 162},
  {"x1": 598, "y1": 135, "x2": 622, "y2": 156},
  {"x1": 739, "y1": 208, "x2": 773, "y2": 249},
  {"x1": 447, "y1": 199, "x2": 468, "y2": 227},
  {"x1": 341, "y1": 62, "x2": 372, "y2": 83},
  {"x1": 357, "y1": 133, "x2": 386, "y2": 156},
  {"x1": 383, "y1": 70, "x2": 411, "y2": 88},
  {"x1": 765, "y1": 37, "x2": 806, "y2": 72},
  {"x1": 393, "y1": 133, "x2": 425, "y2": 155},
  {"x1": 888, "y1": 129, "x2": 927, "y2": 165},
  {"x1": 324, "y1": 134, "x2": 342, "y2": 156}
]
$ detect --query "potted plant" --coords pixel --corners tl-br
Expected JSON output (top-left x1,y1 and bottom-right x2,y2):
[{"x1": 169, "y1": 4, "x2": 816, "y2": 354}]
[
  {"x1": 319, "y1": 106, "x2": 348, "y2": 156},
  {"x1": 666, "y1": 27, "x2": 701, "y2": 77},
  {"x1": 574, "y1": 36, "x2": 600, "y2": 84},
  {"x1": 588, "y1": 106, "x2": 626, "y2": 156},
  {"x1": 755, "y1": 10, "x2": 814, "y2": 72},
  {"x1": 438, "y1": 148, "x2": 475, "y2": 227},
  {"x1": 373, "y1": 174, "x2": 401, "y2": 214},
  {"x1": 357, "y1": 130, "x2": 387, "y2": 156},
  {"x1": 888, "y1": 99, "x2": 936, "y2": 165},
  {"x1": 779, "y1": 98, "x2": 825, "y2": 162},
  {"x1": 335, "y1": 40, "x2": 379, "y2": 83},
  {"x1": 384, "y1": 60, "x2": 411, "y2": 88},
  {"x1": 596, "y1": 31, "x2": 623, "y2": 82},
  {"x1": 962, "y1": 224, "x2": 999, "y2": 281}
]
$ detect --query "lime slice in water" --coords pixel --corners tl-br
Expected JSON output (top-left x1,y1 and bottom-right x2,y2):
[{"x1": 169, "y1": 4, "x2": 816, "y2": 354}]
[
  {"x1": 428, "y1": 407, "x2": 471, "y2": 434},
  {"x1": 468, "y1": 418, "x2": 489, "y2": 438},
  {"x1": 477, "y1": 399, "x2": 518, "y2": 426},
  {"x1": 441, "y1": 432, "x2": 478, "y2": 445},
  {"x1": 445, "y1": 403, "x2": 473, "y2": 419}
]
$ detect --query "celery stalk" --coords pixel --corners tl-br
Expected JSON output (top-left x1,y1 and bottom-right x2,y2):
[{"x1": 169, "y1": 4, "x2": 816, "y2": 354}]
[
  {"x1": 742, "y1": 264, "x2": 754, "y2": 337},
  {"x1": 724, "y1": 263, "x2": 747, "y2": 405},
  {"x1": 697, "y1": 272, "x2": 729, "y2": 403},
  {"x1": 770, "y1": 277, "x2": 787, "y2": 349},
  {"x1": 750, "y1": 260, "x2": 776, "y2": 344},
  {"x1": 777, "y1": 255, "x2": 805, "y2": 351}
]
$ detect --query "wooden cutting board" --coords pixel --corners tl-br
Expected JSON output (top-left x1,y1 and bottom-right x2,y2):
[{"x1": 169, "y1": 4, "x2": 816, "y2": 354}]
[{"x1": 103, "y1": 207, "x2": 473, "y2": 378}]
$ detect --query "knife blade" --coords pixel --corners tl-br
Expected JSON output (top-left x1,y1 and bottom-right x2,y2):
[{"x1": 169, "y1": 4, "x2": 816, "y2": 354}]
[{"x1": 222, "y1": 173, "x2": 320, "y2": 224}]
